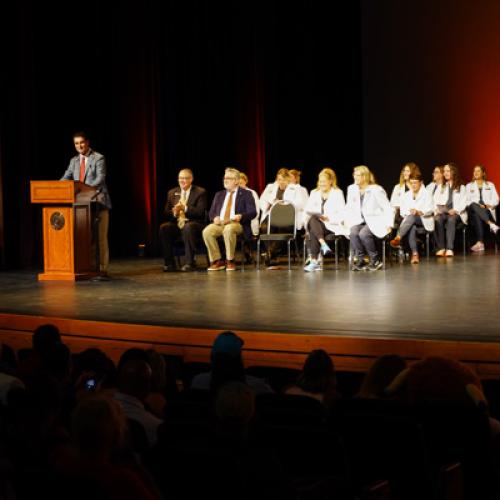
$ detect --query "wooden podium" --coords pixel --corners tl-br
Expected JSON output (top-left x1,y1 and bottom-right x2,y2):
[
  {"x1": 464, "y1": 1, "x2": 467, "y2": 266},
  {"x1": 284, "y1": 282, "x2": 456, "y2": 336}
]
[{"x1": 30, "y1": 180, "x2": 99, "y2": 281}]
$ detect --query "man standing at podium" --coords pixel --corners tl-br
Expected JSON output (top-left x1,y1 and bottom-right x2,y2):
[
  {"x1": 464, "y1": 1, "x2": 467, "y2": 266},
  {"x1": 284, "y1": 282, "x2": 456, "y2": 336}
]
[{"x1": 61, "y1": 132, "x2": 112, "y2": 278}]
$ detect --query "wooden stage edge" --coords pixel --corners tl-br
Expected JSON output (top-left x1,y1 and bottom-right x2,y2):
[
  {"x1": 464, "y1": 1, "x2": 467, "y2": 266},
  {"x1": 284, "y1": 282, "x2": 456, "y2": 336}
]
[{"x1": 2, "y1": 312, "x2": 500, "y2": 378}]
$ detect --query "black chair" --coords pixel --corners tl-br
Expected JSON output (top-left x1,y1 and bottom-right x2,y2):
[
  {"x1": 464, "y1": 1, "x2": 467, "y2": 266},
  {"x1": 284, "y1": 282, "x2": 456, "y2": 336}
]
[
  {"x1": 257, "y1": 201, "x2": 299, "y2": 270},
  {"x1": 336, "y1": 411, "x2": 432, "y2": 500},
  {"x1": 172, "y1": 236, "x2": 209, "y2": 268},
  {"x1": 255, "y1": 393, "x2": 326, "y2": 426}
]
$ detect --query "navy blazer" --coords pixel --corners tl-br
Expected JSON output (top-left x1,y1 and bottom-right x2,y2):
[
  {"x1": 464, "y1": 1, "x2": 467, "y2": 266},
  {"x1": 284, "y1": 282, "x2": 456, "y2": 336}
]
[{"x1": 208, "y1": 188, "x2": 257, "y2": 240}]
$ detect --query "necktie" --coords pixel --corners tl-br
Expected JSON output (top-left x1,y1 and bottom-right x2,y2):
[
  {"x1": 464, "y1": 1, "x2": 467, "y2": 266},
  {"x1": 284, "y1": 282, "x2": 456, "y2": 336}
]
[
  {"x1": 79, "y1": 156, "x2": 86, "y2": 183},
  {"x1": 223, "y1": 191, "x2": 234, "y2": 223},
  {"x1": 177, "y1": 191, "x2": 187, "y2": 229}
]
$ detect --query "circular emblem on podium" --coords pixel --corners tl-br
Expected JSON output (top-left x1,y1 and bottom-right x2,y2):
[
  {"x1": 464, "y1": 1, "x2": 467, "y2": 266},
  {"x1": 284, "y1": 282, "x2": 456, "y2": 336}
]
[{"x1": 50, "y1": 212, "x2": 65, "y2": 230}]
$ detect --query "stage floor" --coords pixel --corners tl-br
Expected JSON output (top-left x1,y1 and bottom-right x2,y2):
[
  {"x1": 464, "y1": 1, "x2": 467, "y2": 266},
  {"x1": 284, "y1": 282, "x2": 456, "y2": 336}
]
[{"x1": 1, "y1": 254, "x2": 500, "y2": 343}]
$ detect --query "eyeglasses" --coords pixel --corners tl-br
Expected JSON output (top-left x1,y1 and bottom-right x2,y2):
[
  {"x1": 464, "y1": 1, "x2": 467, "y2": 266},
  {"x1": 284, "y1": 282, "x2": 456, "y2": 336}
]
[{"x1": 223, "y1": 176, "x2": 237, "y2": 181}]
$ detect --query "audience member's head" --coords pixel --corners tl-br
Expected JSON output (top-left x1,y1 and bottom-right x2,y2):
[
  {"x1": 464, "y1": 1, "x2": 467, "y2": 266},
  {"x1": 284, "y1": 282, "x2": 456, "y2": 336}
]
[
  {"x1": 210, "y1": 331, "x2": 246, "y2": 392},
  {"x1": 73, "y1": 348, "x2": 116, "y2": 389},
  {"x1": 33, "y1": 324, "x2": 61, "y2": 354},
  {"x1": 117, "y1": 348, "x2": 149, "y2": 374},
  {"x1": 72, "y1": 394, "x2": 126, "y2": 461},
  {"x1": 387, "y1": 356, "x2": 485, "y2": 406},
  {"x1": 358, "y1": 354, "x2": 407, "y2": 399},
  {"x1": 117, "y1": 359, "x2": 152, "y2": 402},
  {"x1": 297, "y1": 349, "x2": 337, "y2": 395}
]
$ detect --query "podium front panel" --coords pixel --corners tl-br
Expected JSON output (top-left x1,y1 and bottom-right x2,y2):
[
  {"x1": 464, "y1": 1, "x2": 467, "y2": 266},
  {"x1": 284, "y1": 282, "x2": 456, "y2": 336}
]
[{"x1": 42, "y1": 206, "x2": 74, "y2": 275}]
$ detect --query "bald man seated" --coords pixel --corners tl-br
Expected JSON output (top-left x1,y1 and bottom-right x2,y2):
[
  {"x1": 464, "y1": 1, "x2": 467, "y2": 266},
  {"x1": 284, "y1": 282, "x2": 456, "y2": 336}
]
[{"x1": 159, "y1": 169, "x2": 207, "y2": 272}]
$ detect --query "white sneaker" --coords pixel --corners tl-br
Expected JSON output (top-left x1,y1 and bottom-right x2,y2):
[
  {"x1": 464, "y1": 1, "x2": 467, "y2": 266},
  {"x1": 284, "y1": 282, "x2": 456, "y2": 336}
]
[
  {"x1": 303, "y1": 261, "x2": 321, "y2": 272},
  {"x1": 471, "y1": 242, "x2": 485, "y2": 252}
]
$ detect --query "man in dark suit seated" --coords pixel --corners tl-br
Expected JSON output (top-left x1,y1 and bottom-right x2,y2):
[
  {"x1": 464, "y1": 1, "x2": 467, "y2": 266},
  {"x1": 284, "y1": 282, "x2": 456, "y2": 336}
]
[
  {"x1": 159, "y1": 169, "x2": 207, "y2": 272},
  {"x1": 203, "y1": 168, "x2": 257, "y2": 271}
]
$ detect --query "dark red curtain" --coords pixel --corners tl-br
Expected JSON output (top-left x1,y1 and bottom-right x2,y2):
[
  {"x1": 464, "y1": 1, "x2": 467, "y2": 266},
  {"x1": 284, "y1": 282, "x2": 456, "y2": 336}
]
[{"x1": 1, "y1": 0, "x2": 363, "y2": 268}]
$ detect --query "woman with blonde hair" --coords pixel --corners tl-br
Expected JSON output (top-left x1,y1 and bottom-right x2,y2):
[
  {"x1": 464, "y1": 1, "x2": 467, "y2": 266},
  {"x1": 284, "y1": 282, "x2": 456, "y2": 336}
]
[
  {"x1": 344, "y1": 165, "x2": 393, "y2": 271},
  {"x1": 466, "y1": 165, "x2": 499, "y2": 252},
  {"x1": 303, "y1": 168, "x2": 346, "y2": 272}
]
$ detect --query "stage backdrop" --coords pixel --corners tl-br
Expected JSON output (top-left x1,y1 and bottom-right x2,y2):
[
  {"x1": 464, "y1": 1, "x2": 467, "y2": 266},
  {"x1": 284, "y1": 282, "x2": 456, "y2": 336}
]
[
  {"x1": 1, "y1": 0, "x2": 362, "y2": 267},
  {"x1": 362, "y1": 0, "x2": 500, "y2": 189}
]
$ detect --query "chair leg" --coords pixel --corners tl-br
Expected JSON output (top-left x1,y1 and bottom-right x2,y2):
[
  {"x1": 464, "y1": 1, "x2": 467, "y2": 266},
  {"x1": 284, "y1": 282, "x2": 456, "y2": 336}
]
[
  {"x1": 334, "y1": 238, "x2": 339, "y2": 267},
  {"x1": 257, "y1": 240, "x2": 261, "y2": 270},
  {"x1": 240, "y1": 239, "x2": 245, "y2": 272},
  {"x1": 463, "y1": 227, "x2": 466, "y2": 256},
  {"x1": 426, "y1": 233, "x2": 430, "y2": 260},
  {"x1": 303, "y1": 239, "x2": 306, "y2": 263},
  {"x1": 382, "y1": 240, "x2": 386, "y2": 270},
  {"x1": 287, "y1": 240, "x2": 291, "y2": 270}
]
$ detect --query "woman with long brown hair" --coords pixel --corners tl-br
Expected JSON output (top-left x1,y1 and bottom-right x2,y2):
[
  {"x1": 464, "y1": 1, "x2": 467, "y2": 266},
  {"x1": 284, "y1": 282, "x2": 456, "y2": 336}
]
[
  {"x1": 390, "y1": 162, "x2": 422, "y2": 221},
  {"x1": 466, "y1": 165, "x2": 499, "y2": 252},
  {"x1": 434, "y1": 163, "x2": 468, "y2": 257}
]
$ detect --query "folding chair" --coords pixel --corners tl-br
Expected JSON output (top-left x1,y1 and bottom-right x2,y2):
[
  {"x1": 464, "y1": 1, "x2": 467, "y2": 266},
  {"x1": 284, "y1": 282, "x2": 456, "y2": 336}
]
[{"x1": 257, "y1": 201, "x2": 299, "y2": 270}]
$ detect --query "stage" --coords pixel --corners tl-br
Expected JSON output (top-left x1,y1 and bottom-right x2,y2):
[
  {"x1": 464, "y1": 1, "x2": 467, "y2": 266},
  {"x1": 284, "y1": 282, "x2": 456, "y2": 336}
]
[{"x1": 1, "y1": 254, "x2": 500, "y2": 376}]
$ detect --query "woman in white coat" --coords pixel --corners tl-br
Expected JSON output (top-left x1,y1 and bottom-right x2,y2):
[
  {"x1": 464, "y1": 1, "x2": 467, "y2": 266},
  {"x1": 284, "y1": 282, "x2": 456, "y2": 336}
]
[
  {"x1": 344, "y1": 165, "x2": 393, "y2": 271},
  {"x1": 389, "y1": 174, "x2": 434, "y2": 263},
  {"x1": 390, "y1": 162, "x2": 421, "y2": 222},
  {"x1": 426, "y1": 165, "x2": 446, "y2": 198},
  {"x1": 259, "y1": 168, "x2": 306, "y2": 229},
  {"x1": 289, "y1": 169, "x2": 309, "y2": 230},
  {"x1": 303, "y1": 168, "x2": 346, "y2": 272},
  {"x1": 239, "y1": 172, "x2": 260, "y2": 237},
  {"x1": 259, "y1": 168, "x2": 305, "y2": 265},
  {"x1": 434, "y1": 163, "x2": 467, "y2": 257},
  {"x1": 466, "y1": 165, "x2": 499, "y2": 252}
]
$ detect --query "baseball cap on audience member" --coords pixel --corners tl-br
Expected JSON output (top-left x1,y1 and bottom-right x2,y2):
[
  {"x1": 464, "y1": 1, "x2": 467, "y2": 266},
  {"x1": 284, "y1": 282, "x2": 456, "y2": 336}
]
[{"x1": 211, "y1": 331, "x2": 244, "y2": 357}]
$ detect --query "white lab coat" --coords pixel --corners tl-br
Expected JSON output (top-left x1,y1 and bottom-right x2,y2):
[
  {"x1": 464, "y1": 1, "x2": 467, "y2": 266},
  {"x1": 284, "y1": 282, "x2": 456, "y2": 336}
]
[
  {"x1": 304, "y1": 188, "x2": 347, "y2": 236},
  {"x1": 344, "y1": 184, "x2": 394, "y2": 238},
  {"x1": 243, "y1": 187, "x2": 260, "y2": 236},
  {"x1": 259, "y1": 182, "x2": 306, "y2": 229},
  {"x1": 390, "y1": 183, "x2": 408, "y2": 209},
  {"x1": 427, "y1": 182, "x2": 468, "y2": 224},
  {"x1": 400, "y1": 185, "x2": 435, "y2": 232},
  {"x1": 465, "y1": 181, "x2": 499, "y2": 221}
]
